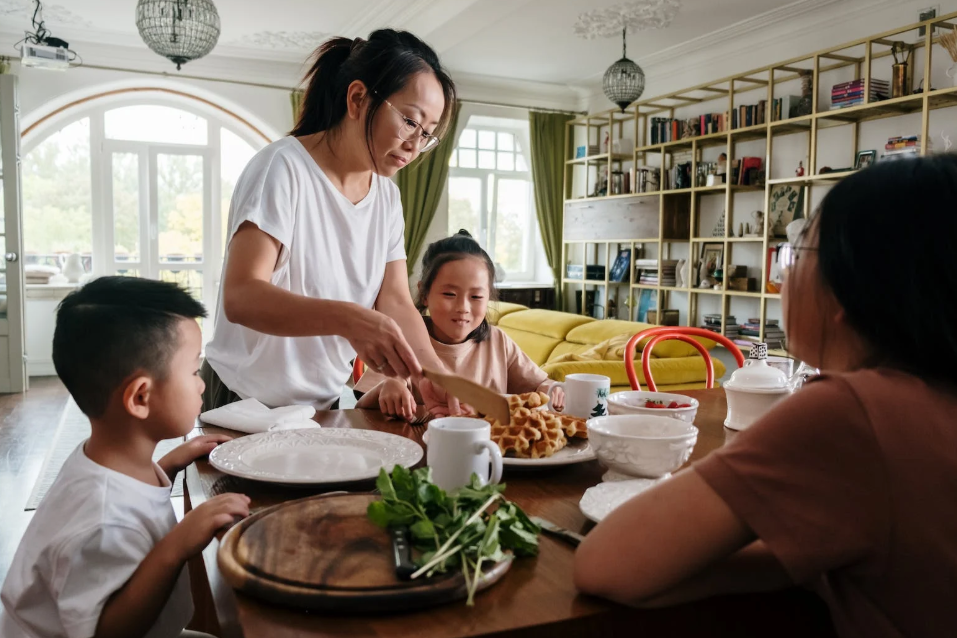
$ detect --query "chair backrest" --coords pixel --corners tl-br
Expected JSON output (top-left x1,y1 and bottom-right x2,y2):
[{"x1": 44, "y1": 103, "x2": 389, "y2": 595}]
[
  {"x1": 624, "y1": 327, "x2": 746, "y2": 391},
  {"x1": 352, "y1": 358, "x2": 365, "y2": 385}
]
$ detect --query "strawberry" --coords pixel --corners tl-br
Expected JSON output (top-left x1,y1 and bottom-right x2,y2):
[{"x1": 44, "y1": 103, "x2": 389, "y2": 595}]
[
  {"x1": 677, "y1": 403, "x2": 692, "y2": 408},
  {"x1": 667, "y1": 401, "x2": 679, "y2": 409},
  {"x1": 644, "y1": 400, "x2": 664, "y2": 408}
]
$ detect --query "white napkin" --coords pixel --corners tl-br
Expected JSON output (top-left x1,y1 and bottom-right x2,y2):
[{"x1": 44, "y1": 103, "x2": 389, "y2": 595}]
[{"x1": 199, "y1": 398, "x2": 318, "y2": 434}]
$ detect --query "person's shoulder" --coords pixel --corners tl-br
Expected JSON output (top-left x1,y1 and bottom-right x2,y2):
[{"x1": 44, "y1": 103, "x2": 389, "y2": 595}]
[
  {"x1": 376, "y1": 174, "x2": 401, "y2": 208},
  {"x1": 243, "y1": 137, "x2": 308, "y2": 175}
]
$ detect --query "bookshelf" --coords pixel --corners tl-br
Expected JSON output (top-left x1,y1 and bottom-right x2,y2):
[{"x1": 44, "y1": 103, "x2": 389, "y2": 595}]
[{"x1": 561, "y1": 10, "x2": 957, "y2": 355}]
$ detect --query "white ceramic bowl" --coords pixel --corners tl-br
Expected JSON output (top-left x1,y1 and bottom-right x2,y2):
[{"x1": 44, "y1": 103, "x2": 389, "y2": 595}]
[
  {"x1": 586, "y1": 415, "x2": 698, "y2": 478},
  {"x1": 607, "y1": 391, "x2": 699, "y2": 423}
]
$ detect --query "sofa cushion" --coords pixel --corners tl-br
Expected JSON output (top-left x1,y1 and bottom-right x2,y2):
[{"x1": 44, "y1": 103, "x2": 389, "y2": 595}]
[
  {"x1": 488, "y1": 302, "x2": 528, "y2": 325},
  {"x1": 547, "y1": 341, "x2": 594, "y2": 360},
  {"x1": 497, "y1": 326, "x2": 564, "y2": 367},
  {"x1": 563, "y1": 319, "x2": 717, "y2": 359},
  {"x1": 542, "y1": 356, "x2": 727, "y2": 389},
  {"x1": 498, "y1": 309, "x2": 593, "y2": 340}
]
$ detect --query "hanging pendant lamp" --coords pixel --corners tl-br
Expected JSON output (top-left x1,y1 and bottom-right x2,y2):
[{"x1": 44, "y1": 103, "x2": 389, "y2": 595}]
[
  {"x1": 603, "y1": 28, "x2": 645, "y2": 112},
  {"x1": 135, "y1": 0, "x2": 221, "y2": 70}
]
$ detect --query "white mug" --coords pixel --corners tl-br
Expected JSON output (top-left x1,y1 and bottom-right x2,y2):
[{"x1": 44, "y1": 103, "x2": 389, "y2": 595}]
[
  {"x1": 551, "y1": 373, "x2": 611, "y2": 419},
  {"x1": 426, "y1": 417, "x2": 503, "y2": 492}
]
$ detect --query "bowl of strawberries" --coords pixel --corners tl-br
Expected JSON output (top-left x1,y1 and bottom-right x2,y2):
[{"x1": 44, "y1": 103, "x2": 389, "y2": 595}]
[{"x1": 607, "y1": 391, "x2": 699, "y2": 423}]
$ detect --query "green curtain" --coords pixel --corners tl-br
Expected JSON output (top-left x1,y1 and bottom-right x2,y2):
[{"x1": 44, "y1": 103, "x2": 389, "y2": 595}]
[
  {"x1": 528, "y1": 111, "x2": 574, "y2": 309},
  {"x1": 290, "y1": 89, "x2": 304, "y2": 126},
  {"x1": 396, "y1": 103, "x2": 462, "y2": 275}
]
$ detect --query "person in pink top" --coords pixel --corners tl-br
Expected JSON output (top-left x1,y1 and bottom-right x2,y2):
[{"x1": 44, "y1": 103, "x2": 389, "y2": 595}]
[
  {"x1": 356, "y1": 230, "x2": 564, "y2": 420},
  {"x1": 574, "y1": 154, "x2": 957, "y2": 638}
]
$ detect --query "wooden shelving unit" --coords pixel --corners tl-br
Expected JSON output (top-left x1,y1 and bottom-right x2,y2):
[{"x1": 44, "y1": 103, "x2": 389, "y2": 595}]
[{"x1": 560, "y1": 10, "x2": 957, "y2": 354}]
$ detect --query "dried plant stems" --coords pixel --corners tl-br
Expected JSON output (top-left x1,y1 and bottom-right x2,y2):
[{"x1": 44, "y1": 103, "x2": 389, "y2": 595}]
[{"x1": 941, "y1": 26, "x2": 957, "y2": 63}]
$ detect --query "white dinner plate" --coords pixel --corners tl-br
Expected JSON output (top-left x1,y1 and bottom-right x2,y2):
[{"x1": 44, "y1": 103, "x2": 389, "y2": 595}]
[
  {"x1": 422, "y1": 430, "x2": 595, "y2": 467},
  {"x1": 579, "y1": 476, "x2": 670, "y2": 523},
  {"x1": 209, "y1": 429, "x2": 423, "y2": 485}
]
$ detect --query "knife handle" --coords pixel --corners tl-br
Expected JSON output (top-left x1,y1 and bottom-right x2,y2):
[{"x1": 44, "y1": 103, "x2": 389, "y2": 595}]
[{"x1": 391, "y1": 527, "x2": 416, "y2": 579}]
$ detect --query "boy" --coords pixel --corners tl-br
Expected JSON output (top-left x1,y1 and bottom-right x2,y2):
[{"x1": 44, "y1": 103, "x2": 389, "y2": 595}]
[{"x1": 1, "y1": 277, "x2": 249, "y2": 638}]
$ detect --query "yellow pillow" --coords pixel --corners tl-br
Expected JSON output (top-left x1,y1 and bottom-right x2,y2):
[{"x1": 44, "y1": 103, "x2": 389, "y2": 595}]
[
  {"x1": 496, "y1": 326, "x2": 564, "y2": 367},
  {"x1": 498, "y1": 309, "x2": 593, "y2": 340},
  {"x1": 487, "y1": 302, "x2": 527, "y2": 325},
  {"x1": 564, "y1": 319, "x2": 717, "y2": 359}
]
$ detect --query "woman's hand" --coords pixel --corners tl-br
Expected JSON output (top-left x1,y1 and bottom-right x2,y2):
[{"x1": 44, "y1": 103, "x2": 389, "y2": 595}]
[
  {"x1": 346, "y1": 306, "x2": 422, "y2": 380},
  {"x1": 379, "y1": 378, "x2": 417, "y2": 422}
]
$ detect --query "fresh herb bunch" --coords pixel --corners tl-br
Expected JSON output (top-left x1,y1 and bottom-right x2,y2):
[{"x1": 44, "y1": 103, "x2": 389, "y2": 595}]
[{"x1": 367, "y1": 465, "x2": 540, "y2": 605}]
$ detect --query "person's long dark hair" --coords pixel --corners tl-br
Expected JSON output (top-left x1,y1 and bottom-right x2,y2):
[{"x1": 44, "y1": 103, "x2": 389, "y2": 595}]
[
  {"x1": 813, "y1": 153, "x2": 957, "y2": 385},
  {"x1": 416, "y1": 230, "x2": 498, "y2": 343},
  {"x1": 290, "y1": 29, "x2": 456, "y2": 170}
]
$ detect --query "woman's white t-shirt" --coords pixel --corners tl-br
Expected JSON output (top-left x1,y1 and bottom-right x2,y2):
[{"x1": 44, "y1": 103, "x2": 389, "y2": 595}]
[{"x1": 205, "y1": 136, "x2": 406, "y2": 409}]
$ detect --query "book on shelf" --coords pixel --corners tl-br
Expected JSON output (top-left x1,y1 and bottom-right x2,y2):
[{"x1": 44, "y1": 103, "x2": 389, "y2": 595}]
[
  {"x1": 731, "y1": 100, "x2": 768, "y2": 129},
  {"x1": 771, "y1": 95, "x2": 801, "y2": 121}
]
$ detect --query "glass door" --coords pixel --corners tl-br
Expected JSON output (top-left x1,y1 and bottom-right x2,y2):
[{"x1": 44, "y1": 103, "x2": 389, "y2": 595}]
[{"x1": 0, "y1": 75, "x2": 27, "y2": 393}]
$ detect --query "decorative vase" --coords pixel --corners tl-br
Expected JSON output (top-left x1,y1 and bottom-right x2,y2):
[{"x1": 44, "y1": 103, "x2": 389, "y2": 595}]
[{"x1": 62, "y1": 253, "x2": 85, "y2": 283}]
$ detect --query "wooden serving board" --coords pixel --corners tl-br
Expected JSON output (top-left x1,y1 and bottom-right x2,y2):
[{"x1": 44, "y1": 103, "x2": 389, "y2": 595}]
[{"x1": 217, "y1": 493, "x2": 511, "y2": 612}]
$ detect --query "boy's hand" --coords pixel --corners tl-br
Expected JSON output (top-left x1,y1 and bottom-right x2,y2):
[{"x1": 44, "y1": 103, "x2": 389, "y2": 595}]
[
  {"x1": 380, "y1": 378, "x2": 416, "y2": 422},
  {"x1": 158, "y1": 434, "x2": 232, "y2": 481},
  {"x1": 167, "y1": 493, "x2": 250, "y2": 560}
]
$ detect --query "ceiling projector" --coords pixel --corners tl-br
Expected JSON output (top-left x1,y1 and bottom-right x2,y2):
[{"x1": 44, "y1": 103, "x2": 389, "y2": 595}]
[{"x1": 21, "y1": 37, "x2": 71, "y2": 70}]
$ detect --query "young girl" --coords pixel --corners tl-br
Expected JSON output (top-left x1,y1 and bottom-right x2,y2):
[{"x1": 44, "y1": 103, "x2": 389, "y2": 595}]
[
  {"x1": 574, "y1": 155, "x2": 957, "y2": 637},
  {"x1": 356, "y1": 231, "x2": 563, "y2": 420}
]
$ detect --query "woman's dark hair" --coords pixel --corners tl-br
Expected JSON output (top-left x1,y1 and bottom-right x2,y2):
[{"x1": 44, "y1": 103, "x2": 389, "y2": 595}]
[
  {"x1": 815, "y1": 153, "x2": 957, "y2": 385},
  {"x1": 417, "y1": 230, "x2": 498, "y2": 343},
  {"x1": 290, "y1": 29, "x2": 456, "y2": 169}
]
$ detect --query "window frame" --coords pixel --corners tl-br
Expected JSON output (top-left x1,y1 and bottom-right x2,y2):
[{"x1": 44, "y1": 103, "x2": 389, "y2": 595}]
[{"x1": 448, "y1": 122, "x2": 540, "y2": 283}]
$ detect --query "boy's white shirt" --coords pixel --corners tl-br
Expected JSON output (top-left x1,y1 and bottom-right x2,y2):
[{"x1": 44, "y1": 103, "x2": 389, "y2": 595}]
[{"x1": 0, "y1": 443, "x2": 192, "y2": 638}]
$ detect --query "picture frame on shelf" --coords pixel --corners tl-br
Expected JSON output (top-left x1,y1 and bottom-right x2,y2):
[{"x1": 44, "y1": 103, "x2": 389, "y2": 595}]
[
  {"x1": 769, "y1": 184, "x2": 804, "y2": 237},
  {"x1": 697, "y1": 243, "x2": 724, "y2": 287},
  {"x1": 854, "y1": 150, "x2": 877, "y2": 170},
  {"x1": 609, "y1": 248, "x2": 631, "y2": 283}
]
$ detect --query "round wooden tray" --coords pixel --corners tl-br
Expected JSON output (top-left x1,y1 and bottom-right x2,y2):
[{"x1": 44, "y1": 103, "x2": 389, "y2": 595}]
[{"x1": 217, "y1": 493, "x2": 511, "y2": 612}]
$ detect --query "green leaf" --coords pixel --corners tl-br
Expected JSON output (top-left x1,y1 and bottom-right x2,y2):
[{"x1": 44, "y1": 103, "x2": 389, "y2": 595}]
[
  {"x1": 410, "y1": 519, "x2": 436, "y2": 541},
  {"x1": 376, "y1": 467, "x2": 397, "y2": 501},
  {"x1": 392, "y1": 465, "x2": 416, "y2": 502},
  {"x1": 367, "y1": 500, "x2": 392, "y2": 528}
]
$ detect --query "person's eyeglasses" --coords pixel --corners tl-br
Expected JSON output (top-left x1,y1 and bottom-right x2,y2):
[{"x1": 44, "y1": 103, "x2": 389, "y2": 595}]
[
  {"x1": 779, "y1": 244, "x2": 818, "y2": 275},
  {"x1": 379, "y1": 96, "x2": 441, "y2": 152}
]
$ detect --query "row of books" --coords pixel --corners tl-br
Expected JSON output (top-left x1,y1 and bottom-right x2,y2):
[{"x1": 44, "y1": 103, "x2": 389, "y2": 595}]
[
  {"x1": 702, "y1": 314, "x2": 740, "y2": 338},
  {"x1": 730, "y1": 156, "x2": 763, "y2": 186},
  {"x1": 740, "y1": 318, "x2": 785, "y2": 341},
  {"x1": 648, "y1": 99, "x2": 772, "y2": 145},
  {"x1": 831, "y1": 79, "x2": 888, "y2": 109},
  {"x1": 770, "y1": 95, "x2": 802, "y2": 122},
  {"x1": 885, "y1": 135, "x2": 918, "y2": 151},
  {"x1": 731, "y1": 101, "x2": 768, "y2": 129}
]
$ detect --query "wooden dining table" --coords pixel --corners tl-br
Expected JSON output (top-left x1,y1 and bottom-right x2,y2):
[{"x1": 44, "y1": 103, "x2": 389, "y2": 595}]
[{"x1": 184, "y1": 388, "x2": 836, "y2": 638}]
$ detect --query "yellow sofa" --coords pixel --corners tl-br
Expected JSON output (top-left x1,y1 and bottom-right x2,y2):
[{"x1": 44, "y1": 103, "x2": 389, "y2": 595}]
[{"x1": 488, "y1": 303, "x2": 726, "y2": 392}]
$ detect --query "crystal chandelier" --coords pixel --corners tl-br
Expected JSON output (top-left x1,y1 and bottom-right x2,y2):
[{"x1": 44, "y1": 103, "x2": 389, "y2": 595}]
[
  {"x1": 603, "y1": 28, "x2": 645, "y2": 112},
  {"x1": 135, "y1": 0, "x2": 221, "y2": 70},
  {"x1": 575, "y1": 0, "x2": 681, "y2": 111}
]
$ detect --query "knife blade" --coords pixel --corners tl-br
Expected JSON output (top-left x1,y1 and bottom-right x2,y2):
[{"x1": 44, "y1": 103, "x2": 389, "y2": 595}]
[
  {"x1": 530, "y1": 516, "x2": 585, "y2": 547},
  {"x1": 391, "y1": 526, "x2": 417, "y2": 580}
]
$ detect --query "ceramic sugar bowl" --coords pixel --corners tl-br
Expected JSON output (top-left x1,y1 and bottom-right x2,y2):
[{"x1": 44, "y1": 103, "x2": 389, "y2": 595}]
[{"x1": 723, "y1": 343, "x2": 793, "y2": 431}]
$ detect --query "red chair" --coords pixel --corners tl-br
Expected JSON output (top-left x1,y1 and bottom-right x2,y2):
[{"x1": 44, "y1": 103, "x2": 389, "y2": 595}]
[
  {"x1": 352, "y1": 358, "x2": 365, "y2": 385},
  {"x1": 624, "y1": 327, "x2": 746, "y2": 392}
]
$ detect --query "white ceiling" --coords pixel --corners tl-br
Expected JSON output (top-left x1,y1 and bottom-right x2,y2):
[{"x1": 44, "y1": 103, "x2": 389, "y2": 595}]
[{"x1": 0, "y1": 0, "x2": 827, "y2": 87}]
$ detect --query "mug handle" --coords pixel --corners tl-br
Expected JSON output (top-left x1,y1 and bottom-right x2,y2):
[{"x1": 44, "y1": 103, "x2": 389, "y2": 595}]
[
  {"x1": 547, "y1": 382, "x2": 565, "y2": 411},
  {"x1": 475, "y1": 440, "x2": 503, "y2": 485}
]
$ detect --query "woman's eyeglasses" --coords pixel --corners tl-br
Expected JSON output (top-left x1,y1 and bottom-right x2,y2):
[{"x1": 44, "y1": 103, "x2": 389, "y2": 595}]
[
  {"x1": 779, "y1": 244, "x2": 818, "y2": 274},
  {"x1": 379, "y1": 96, "x2": 441, "y2": 152}
]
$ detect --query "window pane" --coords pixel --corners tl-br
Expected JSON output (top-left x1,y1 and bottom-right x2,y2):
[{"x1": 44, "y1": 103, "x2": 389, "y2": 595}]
[
  {"x1": 493, "y1": 179, "x2": 532, "y2": 276},
  {"x1": 448, "y1": 177, "x2": 482, "y2": 239},
  {"x1": 497, "y1": 132, "x2": 514, "y2": 151},
  {"x1": 458, "y1": 129, "x2": 476, "y2": 148},
  {"x1": 220, "y1": 128, "x2": 257, "y2": 248},
  {"x1": 157, "y1": 154, "x2": 204, "y2": 264},
  {"x1": 516, "y1": 153, "x2": 528, "y2": 172},
  {"x1": 448, "y1": 150, "x2": 457, "y2": 168},
  {"x1": 478, "y1": 150, "x2": 495, "y2": 169},
  {"x1": 105, "y1": 105, "x2": 207, "y2": 145},
  {"x1": 478, "y1": 130, "x2": 495, "y2": 150},
  {"x1": 459, "y1": 149, "x2": 477, "y2": 168},
  {"x1": 497, "y1": 152, "x2": 514, "y2": 171},
  {"x1": 112, "y1": 152, "x2": 140, "y2": 262},
  {"x1": 23, "y1": 117, "x2": 93, "y2": 274}
]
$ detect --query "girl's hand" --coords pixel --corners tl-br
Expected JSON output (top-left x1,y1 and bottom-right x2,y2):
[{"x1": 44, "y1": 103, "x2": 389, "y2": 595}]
[
  {"x1": 346, "y1": 306, "x2": 421, "y2": 380},
  {"x1": 380, "y1": 378, "x2": 417, "y2": 422},
  {"x1": 550, "y1": 387, "x2": 566, "y2": 412}
]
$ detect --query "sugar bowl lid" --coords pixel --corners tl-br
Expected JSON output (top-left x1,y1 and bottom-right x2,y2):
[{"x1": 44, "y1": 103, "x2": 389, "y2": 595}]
[{"x1": 725, "y1": 343, "x2": 789, "y2": 390}]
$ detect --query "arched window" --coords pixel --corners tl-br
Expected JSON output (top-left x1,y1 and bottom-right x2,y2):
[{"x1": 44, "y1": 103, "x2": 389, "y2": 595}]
[{"x1": 22, "y1": 89, "x2": 269, "y2": 341}]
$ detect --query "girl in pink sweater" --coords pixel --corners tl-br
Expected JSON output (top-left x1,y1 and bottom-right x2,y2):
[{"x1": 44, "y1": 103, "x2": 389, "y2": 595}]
[{"x1": 356, "y1": 230, "x2": 562, "y2": 420}]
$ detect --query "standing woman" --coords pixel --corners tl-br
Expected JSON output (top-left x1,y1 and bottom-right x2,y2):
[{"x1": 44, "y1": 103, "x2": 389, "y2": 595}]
[{"x1": 202, "y1": 30, "x2": 457, "y2": 411}]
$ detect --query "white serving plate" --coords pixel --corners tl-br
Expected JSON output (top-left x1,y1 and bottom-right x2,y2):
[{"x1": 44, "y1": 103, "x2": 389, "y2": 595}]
[
  {"x1": 422, "y1": 430, "x2": 595, "y2": 467},
  {"x1": 579, "y1": 476, "x2": 670, "y2": 523},
  {"x1": 209, "y1": 429, "x2": 423, "y2": 485}
]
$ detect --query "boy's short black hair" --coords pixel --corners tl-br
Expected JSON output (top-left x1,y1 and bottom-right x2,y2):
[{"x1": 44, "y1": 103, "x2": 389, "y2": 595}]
[{"x1": 53, "y1": 276, "x2": 207, "y2": 417}]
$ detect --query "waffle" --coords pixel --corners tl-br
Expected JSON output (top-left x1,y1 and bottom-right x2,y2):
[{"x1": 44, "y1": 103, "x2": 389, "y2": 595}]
[
  {"x1": 548, "y1": 412, "x2": 588, "y2": 440},
  {"x1": 486, "y1": 408, "x2": 567, "y2": 459},
  {"x1": 506, "y1": 391, "x2": 550, "y2": 411}
]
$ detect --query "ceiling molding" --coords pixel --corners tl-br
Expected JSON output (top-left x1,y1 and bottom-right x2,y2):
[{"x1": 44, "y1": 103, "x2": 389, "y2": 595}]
[
  {"x1": 452, "y1": 71, "x2": 584, "y2": 112},
  {"x1": 0, "y1": 0, "x2": 93, "y2": 28}
]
